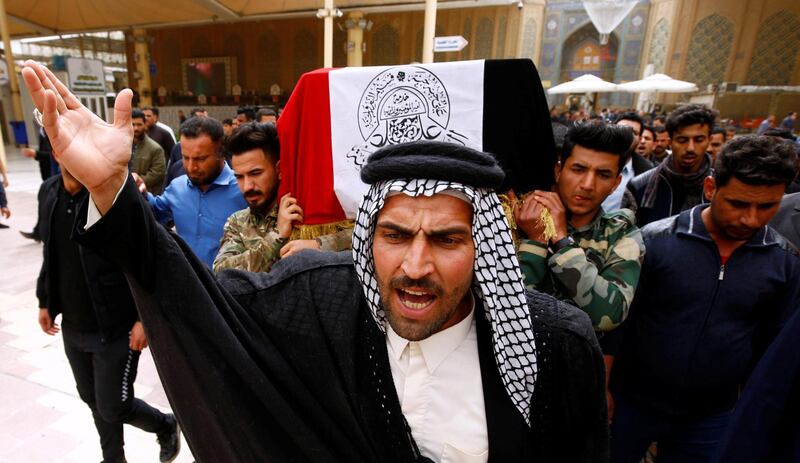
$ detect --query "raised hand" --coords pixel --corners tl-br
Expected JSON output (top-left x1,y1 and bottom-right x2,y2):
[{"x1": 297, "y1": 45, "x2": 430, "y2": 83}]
[{"x1": 21, "y1": 60, "x2": 133, "y2": 214}]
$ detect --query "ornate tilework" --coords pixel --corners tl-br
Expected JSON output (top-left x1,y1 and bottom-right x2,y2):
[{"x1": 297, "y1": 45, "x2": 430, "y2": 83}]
[
  {"x1": 747, "y1": 11, "x2": 800, "y2": 86},
  {"x1": 475, "y1": 17, "x2": 494, "y2": 59},
  {"x1": 522, "y1": 19, "x2": 538, "y2": 60},
  {"x1": 684, "y1": 14, "x2": 734, "y2": 85},
  {"x1": 648, "y1": 18, "x2": 669, "y2": 73}
]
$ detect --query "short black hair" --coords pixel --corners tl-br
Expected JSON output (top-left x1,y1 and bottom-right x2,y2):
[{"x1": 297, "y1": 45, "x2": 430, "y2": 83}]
[
  {"x1": 131, "y1": 109, "x2": 145, "y2": 121},
  {"x1": 762, "y1": 128, "x2": 796, "y2": 141},
  {"x1": 180, "y1": 116, "x2": 224, "y2": 145},
  {"x1": 665, "y1": 104, "x2": 717, "y2": 137},
  {"x1": 227, "y1": 122, "x2": 280, "y2": 163},
  {"x1": 711, "y1": 126, "x2": 727, "y2": 138},
  {"x1": 714, "y1": 135, "x2": 797, "y2": 188},
  {"x1": 641, "y1": 125, "x2": 655, "y2": 139},
  {"x1": 561, "y1": 122, "x2": 633, "y2": 173},
  {"x1": 143, "y1": 107, "x2": 159, "y2": 116},
  {"x1": 616, "y1": 112, "x2": 643, "y2": 131},
  {"x1": 237, "y1": 107, "x2": 255, "y2": 121},
  {"x1": 256, "y1": 108, "x2": 277, "y2": 119},
  {"x1": 190, "y1": 107, "x2": 206, "y2": 117},
  {"x1": 653, "y1": 125, "x2": 668, "y2": 135},
  {"x1": 222, "y1": 118, "x2": 233, "y2": 126},
  {"x1": 654, "y1": 115, "x2": 666, "y2": 124}
]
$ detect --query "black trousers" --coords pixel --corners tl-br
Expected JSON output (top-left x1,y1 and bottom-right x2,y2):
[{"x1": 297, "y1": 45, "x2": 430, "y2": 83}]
[{"x1": 63, "y1": 330, "x2": 170, "y2": 463}]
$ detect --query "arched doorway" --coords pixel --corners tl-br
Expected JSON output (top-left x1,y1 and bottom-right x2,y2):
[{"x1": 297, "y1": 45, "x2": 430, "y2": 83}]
[
  {"x1": 559, "y1": 23, "x2": 619, "y2": 84},
  {"x1": 558, "y1": 22, "x2": 619, "y2": 108}
]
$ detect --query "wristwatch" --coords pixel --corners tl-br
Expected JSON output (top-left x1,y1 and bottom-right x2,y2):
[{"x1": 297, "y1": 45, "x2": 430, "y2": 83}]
[{"x1": 550, "y1": 235, "x2": 575, "y2": 253}]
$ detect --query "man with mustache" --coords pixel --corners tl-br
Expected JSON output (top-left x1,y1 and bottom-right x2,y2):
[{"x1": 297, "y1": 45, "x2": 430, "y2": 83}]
[
  {"x1": 137, "y1": 116, "x2": 247, "y2": 268},
  {"x1": 609, "y1": 136, "x2": 800, "y2": 463},
  {"x1": 651, "y1": 126, "x2": 670, "y2": 164},
  {"x1": 515, "y1": 123, "x2": 645, "y2": 420},
  {"x1": 21, "y1": 60, "x2": 608, "y2": 462},
  {"x1": 623, "y1": 104, "x2": 717, "y2": 227},
  {"x1": 515, "y1": 122, "x2": 644, "y2": 334},
  {"x1": 213, "y1": 122, "x2": 352, "y2": 273}
]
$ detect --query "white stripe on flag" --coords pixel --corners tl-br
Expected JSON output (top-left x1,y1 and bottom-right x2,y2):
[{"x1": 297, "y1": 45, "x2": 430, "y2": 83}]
[{"x1": 329, "y1": 60, "x2": 486, "y2": 218}]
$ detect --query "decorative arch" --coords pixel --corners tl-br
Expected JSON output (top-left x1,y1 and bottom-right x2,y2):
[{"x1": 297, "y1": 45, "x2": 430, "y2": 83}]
[
  {"x1": 684, "y1": 14, "x2": 734, "y2": 85},
  {"x1": 521, "y1": 18, "x2": 537, "y2": 61},
  {"x1": 747, "y1": 11, "x2": 800, "y2": 85},
  {"x1": 224, "y1": 34, "x2": 245, "y2": 88},
  {"x1": 474, "y1": 17, "x2": 494, "y2": 59},
  {"x1": 372, "y1": 24, "x2": 400, "y2": 66},
  {"x1": 293, "y1": 29, "x2": 318, "y2": 83},
  {"x1": 559, "y1": 22, "x2": 619, "y2": 84},
  {"x1": 647, "y1": 18, "x2": 669, "y2": 73},
  {"x1": 257, "y1": 31, "x2": 281, "y2": 92},
  {"x1": 495, "y1": 15, "x2": 507, "y2": 58},
  {"x1": 461, "y1": 17, "x2": 473, "y2": 60}
]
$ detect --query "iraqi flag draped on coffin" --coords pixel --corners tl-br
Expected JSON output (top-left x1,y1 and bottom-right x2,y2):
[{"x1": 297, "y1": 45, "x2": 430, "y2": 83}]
[{"x1": 277, "y1": 59, "x2": 556, "y2": 233}]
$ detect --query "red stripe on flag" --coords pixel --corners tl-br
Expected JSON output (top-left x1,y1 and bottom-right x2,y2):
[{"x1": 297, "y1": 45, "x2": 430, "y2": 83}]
[{"x1": 277, "y1": 68, "x2": 347, "y2": 225}]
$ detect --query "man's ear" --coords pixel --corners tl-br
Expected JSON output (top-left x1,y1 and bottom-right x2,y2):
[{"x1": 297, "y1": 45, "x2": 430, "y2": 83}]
[
  {"x1": 554, "y1": 161, "x2": 562, "y2": 183},
  {"x1": 703, "y1": 176, "x2": 716, "y2": 201}
]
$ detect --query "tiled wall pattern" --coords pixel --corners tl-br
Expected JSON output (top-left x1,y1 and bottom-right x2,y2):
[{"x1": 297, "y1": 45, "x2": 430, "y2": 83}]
[
  {"x1": 746, "y1": 11, "x2": 800, "y2": 85},
  {"x1": 648, "y1": 18, "x2": 669, "y2": 74},
  {"x1": 684, "y1": 13, "x2": 734, "y2": 85}
]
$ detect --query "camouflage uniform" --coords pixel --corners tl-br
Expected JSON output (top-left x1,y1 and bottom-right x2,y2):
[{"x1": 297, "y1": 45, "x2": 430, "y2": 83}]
[
  {"x1": 517, "y1": 208, "x2": 645, "y2": 331},
  {"x1": 213, "y1": 206, "x2": 353, "y2": 273}
]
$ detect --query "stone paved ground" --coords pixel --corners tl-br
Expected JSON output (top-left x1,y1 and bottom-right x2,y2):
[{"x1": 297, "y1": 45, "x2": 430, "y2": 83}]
[{"x1": 0, "y1": 146, "x2": 195, "y2": 462}]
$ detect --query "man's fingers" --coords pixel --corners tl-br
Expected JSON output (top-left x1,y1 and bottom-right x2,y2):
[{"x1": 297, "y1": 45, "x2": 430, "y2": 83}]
[
  {"x1": 21, "y1": 65, "x2": 46, "y2": 110},
  {"x1": 113, "y1": 89, "x2": 134, "y2": 130},
  {"x1": 41, "y1": 65, "x2": 82, "y2": 110},
  {"x1": 31, "y1": 63, "x2": 68, "y2": 114},
  {"x1": 42, "y1": 90, "x2": 62, "y2": 142}
]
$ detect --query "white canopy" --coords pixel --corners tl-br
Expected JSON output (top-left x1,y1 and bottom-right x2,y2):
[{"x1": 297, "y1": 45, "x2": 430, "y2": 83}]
[
  {"x1": 547, "y1": 74, "x2": 618, "y2": 94},
  {"x1": 617, "y1": 73, "x2": 699, "y2": 93}
]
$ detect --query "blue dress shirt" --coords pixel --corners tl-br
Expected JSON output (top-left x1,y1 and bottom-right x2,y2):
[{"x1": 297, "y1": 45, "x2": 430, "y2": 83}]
[{"x1": 148, "y1": 163, "x2": 247, "y2": 267}]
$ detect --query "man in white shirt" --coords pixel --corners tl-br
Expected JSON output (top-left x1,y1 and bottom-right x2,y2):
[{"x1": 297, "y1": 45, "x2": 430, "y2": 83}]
[{"x1": 22, "y1": 60, "x2": 607, "y2": 463}]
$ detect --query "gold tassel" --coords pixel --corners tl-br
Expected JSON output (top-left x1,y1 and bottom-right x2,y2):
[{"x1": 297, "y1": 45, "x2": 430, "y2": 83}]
[
  {"x1": 539, "y1": 207, "x2": 557, "y2": 243},
  {"x1": 288, "y1": 219, "x2": 355, "y2": 241},
  {"x1": 500, "y1": 192, "x2": 557, "y2": 243}
]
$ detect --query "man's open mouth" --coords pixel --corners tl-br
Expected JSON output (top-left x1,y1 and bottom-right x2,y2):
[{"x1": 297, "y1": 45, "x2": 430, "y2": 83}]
[{"x1": 397, "y1": 288, "x2": 437, "y2": 310}]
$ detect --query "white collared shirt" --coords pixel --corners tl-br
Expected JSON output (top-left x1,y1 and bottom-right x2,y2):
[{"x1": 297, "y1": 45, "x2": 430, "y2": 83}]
[
  {"x1": 386, "y1": 303, "x2": 488, "y2": 463},
  {"x1": 602, "y1": 159, "x2": 634, "y2": 212}
]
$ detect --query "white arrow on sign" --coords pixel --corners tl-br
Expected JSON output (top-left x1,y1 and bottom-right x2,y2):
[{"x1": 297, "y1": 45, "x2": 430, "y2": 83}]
[{"x1": 433, "y1": 36, "x2": 469, "y2": 53}]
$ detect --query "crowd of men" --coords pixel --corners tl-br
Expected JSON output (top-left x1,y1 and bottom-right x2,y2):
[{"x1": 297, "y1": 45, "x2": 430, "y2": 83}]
[{"x1": 7, "y1": 58, "x2": 800, "y2": 463}]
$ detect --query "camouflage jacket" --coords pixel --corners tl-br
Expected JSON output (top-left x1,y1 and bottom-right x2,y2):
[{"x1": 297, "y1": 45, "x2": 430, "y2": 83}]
[
  {"x1": 518, "y1": 208, "x2": 645, "y2": 331},
  {"x1": 213, "y1": 206, "x2": 353, "y2": 273}
]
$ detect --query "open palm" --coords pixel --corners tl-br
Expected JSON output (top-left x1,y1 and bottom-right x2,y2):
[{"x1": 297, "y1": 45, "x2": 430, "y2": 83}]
[{"x1": 21, "y1": 60, "x2": 132, "y2": 193}]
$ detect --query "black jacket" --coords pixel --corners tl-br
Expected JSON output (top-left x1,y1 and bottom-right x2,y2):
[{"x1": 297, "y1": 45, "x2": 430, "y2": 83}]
[
  {"x1": 631, "y1": 153, "x2": 653, "y2": 176},
  {"x1": 36, "y1": 175, "x2": 138, "y2": 342},
  {"x1": 611, "y1": 206, "x2": 800, "y2": 417},
  {"x1": 74, "y1": 175, "x2": 609, "y2": 463},
  {"x1": 770, "y1": 192, "x2": 800, "y2": 249},
  {"x1": 624, "y1": 168, "x2": 708, "y2": 227}
]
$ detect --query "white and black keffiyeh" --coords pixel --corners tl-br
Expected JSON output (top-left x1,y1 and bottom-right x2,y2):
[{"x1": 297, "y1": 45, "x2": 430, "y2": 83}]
[{"x1": 352, "y1": 177, "x2": 538, "y2": 425}]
